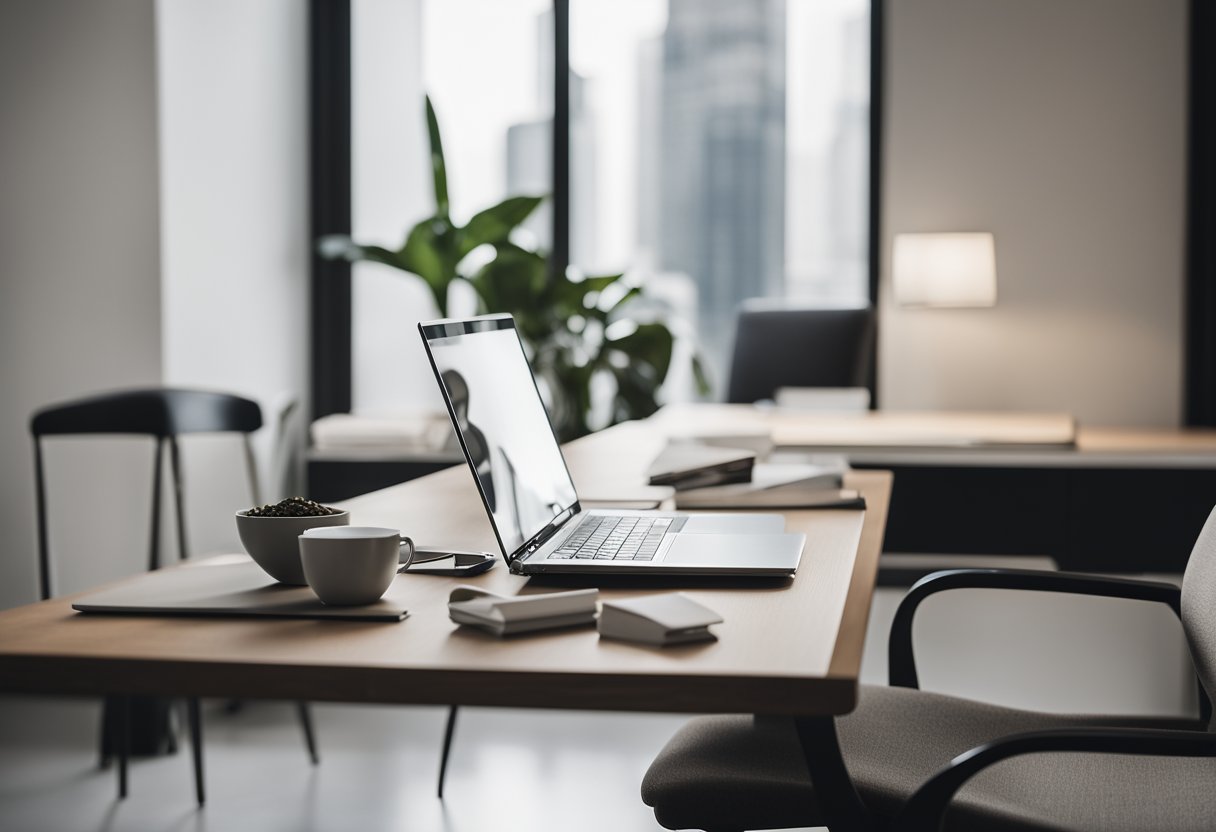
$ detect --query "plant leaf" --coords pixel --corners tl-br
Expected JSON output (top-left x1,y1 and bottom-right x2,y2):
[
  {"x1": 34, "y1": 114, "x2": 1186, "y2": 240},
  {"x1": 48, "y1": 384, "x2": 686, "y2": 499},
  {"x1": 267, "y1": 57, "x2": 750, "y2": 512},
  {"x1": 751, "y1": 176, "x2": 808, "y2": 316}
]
[
  {"x1": 425, "y1": 95, "x2": 449, "y2": 219},
  {"x1": 579, "y1": 273, "x2": 625, "y2": 293},
  {"x1": 316, "y1": 236, "x2": 405, "y2": 271},
  {"x1": 609, "y1": 363, "x2": 664, "y2": 423},
  {"x1": 604, "y1": 285, "x2": 641, "y2": 314},
  {"x1": 551, "y1": 272, "x2": 624, "y2": 310},
  {"x1": 399, "y1": 219, "x2": 452, "y2": 313},
  {"x1": 458, "y1": 195, "x2": 544, "y2": 258},
  {"x1": 691, "y1": 352, "x2": 713, "y2": 397},
  {"x1": 608, "y1": 322, "x2": 674, "y2": 384},
  {"x1": 469, "y1": 245, "x2": 548, "y2": 326}
]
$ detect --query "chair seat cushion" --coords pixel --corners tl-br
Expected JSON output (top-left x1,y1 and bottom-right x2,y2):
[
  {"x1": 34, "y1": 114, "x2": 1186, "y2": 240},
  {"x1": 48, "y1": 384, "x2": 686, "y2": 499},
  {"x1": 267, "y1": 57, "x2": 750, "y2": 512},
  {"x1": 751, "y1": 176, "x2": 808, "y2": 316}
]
[{"x1": 641, "y1": 685, "x2": 1212, "y2": 831}]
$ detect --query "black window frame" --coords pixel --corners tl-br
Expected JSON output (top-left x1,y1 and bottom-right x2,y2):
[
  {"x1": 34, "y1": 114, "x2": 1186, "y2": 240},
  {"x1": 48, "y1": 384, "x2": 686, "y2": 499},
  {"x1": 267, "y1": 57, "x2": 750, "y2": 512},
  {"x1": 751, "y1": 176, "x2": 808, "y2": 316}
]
[{"x1": 309, "y1": 0, "x2": 887, "y2": 418}]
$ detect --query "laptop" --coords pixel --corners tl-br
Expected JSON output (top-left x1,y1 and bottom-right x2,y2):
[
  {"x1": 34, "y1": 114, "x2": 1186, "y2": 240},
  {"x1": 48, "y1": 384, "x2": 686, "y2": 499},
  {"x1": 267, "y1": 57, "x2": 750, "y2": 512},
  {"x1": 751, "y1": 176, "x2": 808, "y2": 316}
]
[{"x1": 418, "y1": 314, "x2": 806, "y2": 576}]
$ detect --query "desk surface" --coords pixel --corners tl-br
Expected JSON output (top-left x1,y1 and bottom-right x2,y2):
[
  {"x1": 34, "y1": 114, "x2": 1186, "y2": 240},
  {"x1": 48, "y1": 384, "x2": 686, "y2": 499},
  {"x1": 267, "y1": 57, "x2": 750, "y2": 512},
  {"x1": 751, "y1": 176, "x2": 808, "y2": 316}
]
[
  {"x1": 0, "y1": 419, "x2": 891, "y2": 717},
  {"x1": 653, "y1": 403, "x2": 1216, "y2": 468}
]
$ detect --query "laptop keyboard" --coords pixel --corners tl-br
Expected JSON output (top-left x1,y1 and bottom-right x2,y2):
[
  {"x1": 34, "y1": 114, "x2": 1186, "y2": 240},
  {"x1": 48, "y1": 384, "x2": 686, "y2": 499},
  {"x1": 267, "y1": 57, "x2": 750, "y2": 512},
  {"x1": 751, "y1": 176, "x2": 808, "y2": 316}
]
[{"x1": 548, "y1": 515, "x2": 687, "y2": 561}]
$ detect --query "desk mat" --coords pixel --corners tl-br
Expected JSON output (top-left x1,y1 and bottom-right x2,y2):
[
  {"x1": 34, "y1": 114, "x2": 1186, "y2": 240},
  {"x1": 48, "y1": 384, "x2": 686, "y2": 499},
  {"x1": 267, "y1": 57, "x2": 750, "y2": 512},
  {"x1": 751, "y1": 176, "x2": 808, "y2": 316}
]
[{"x1": 73, "y1": 560, "x2": 408, "y2": 622}]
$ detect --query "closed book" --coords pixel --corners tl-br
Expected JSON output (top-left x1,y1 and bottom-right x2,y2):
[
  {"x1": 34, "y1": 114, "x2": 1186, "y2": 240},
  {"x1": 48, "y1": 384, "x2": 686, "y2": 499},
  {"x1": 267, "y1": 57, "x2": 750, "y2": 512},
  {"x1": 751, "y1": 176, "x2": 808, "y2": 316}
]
[
  {"x1": 676, "y1": 486, "x2": 864, "y2": 510},
  {"x1": 647, "y1": 442, "x2": 755, "y2": 490},
  {"x1": 673, "y1": 462, "x2": 862, "y2": 510},
  {"x1": 598, "y1": 593, "x2": 723, "y2": 646}
]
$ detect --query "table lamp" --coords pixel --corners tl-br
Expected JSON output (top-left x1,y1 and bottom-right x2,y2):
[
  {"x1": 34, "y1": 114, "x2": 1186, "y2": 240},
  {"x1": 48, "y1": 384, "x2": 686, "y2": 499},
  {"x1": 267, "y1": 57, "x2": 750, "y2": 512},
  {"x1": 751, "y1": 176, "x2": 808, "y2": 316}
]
[{"x1": 892, "y1": 232, "x2": 997, "y2": 307}]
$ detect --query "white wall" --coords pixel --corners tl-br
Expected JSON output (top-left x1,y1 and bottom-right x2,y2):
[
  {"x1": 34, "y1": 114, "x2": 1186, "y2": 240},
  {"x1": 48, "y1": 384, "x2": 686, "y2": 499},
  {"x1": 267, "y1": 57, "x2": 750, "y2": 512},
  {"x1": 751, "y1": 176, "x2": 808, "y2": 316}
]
[
  {"x1": 157, "y1": 0, "x2": 310, "y2": 555},
  {"x1": 350, "y1": 0, "x2": 443, "y2": 416},
  {"x1": 0, "y1": 0, "x2": 163, "y2": 608},
  {"x1": 880, "y1": 0, "x2": 1187, "y2": 426},
  {"x1": 0, "y1": 0, "x2": 310, "y2": 609}
]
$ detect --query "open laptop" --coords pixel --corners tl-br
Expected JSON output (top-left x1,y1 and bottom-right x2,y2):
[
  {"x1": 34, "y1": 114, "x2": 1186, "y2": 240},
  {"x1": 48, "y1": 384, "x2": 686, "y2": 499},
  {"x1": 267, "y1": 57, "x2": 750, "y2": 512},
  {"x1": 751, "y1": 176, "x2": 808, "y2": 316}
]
[{"x1": 418, "y1": 314, "x2": 806, "y2": 576}]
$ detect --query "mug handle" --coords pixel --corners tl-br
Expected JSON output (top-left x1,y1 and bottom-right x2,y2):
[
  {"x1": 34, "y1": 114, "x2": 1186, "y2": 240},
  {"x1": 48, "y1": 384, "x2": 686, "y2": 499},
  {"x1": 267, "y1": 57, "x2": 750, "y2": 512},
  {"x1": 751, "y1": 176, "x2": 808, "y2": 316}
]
[{"x1": 399, "y1": 535, "x2": 415, "y2": 569}]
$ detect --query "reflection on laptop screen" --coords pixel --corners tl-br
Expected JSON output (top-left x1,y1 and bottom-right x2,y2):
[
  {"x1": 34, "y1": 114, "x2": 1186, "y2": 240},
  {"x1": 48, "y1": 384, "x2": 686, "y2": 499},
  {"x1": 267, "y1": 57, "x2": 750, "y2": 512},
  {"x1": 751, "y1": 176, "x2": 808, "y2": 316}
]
[{"x1": 421, "y1": 317, "x2": 579, "y2": 556}]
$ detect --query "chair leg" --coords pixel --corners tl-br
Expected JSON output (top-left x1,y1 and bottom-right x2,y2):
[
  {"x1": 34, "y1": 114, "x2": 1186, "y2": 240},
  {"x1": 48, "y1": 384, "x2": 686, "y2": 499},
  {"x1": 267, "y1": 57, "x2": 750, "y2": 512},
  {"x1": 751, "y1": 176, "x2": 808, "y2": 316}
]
[
  {"x1": 33, "y1": 438, "x2": 52, "y2": 601},
  {"x1": 187, "y1": 698, "x2": 205, "y2": 806},
  {"x1": 295, "y1": 702, "x2": 319, "y2": 765},
  {"x1": 99, "y1": 696, "x2": 115, "y2": 769},
  {"x1": 794, "y1": 716, "x2": 876, "y2": 832},
  {"x1": 243, "y1": 433, "x2": 262, "y2": 506},
  {"x1": 164, "y1": 700, "x2": 179, "y2": 755},
  {"x1": 437, "y1": 705, "x2": 459, "y2": 799},
  {"x1": 117, "y1": 696, "x2": 130, "y2": 800},
  {"x1": 148, "y1": 438, "x2": 163, "y2": 572},
  {"x1": 168, "y1": 436, "x2": 189, "y2": 561}
]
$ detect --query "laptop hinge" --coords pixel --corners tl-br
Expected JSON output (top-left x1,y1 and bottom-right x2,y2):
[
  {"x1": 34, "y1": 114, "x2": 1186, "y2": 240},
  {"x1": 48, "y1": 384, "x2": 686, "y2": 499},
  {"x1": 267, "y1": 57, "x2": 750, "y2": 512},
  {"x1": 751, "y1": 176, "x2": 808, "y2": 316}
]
[{"x1": 520, "y1": 505, "x2": 578, "y2": 559}]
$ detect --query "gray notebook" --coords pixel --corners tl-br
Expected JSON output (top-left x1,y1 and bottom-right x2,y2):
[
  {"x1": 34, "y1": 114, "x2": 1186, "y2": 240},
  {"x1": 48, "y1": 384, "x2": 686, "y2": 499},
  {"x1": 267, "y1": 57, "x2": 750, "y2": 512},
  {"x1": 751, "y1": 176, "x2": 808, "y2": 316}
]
[{"x1": 72, "y1": 559, "x2": 408, "y2": 622}]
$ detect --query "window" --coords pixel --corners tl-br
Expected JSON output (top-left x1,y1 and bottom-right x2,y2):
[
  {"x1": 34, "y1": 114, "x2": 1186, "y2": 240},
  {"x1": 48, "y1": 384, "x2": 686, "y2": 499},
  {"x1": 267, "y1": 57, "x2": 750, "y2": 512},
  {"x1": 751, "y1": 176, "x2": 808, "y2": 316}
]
[
  {"x1": 340, "y1": 0, "x2": 873, "y2": 413},
  {"x1": 568, "y1": 0, "x2": 872, "y2": 380}
]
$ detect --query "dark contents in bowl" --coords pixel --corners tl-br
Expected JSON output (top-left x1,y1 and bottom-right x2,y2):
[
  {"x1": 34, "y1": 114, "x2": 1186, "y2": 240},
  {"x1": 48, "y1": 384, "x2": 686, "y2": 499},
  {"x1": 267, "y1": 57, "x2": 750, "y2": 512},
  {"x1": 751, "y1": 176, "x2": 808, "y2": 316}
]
[{"x1": 244, "y1": 497, "x2": 342, "y2": 518}]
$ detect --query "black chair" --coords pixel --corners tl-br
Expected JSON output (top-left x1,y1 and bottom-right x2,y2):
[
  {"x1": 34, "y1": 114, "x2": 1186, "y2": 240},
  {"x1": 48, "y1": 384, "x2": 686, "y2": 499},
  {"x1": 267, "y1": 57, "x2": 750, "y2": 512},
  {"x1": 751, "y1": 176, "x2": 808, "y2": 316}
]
[
  {"x1": 641, "y1": 506, "x2": 1216, "y2": 831},
  {"x1": 725, "y1": 305, "x2": 874, "y2": 404},
  {"x1": 30, "y1": 388, "x2": 318, "y2": 805}
]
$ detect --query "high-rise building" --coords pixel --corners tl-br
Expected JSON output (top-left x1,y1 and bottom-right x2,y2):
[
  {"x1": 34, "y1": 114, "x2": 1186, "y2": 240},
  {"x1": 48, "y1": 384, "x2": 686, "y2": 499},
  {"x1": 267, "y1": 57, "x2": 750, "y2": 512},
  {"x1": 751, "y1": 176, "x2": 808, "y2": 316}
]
[
  {"x1": 506, "y1": 10, "x2": 597, "y2": 264},
  {"x1": 656, "y1": 0, "x2": 787, "y2": 362},
  {"x1": 825, "y1": 13, "x2": 870, "y2": 294}
]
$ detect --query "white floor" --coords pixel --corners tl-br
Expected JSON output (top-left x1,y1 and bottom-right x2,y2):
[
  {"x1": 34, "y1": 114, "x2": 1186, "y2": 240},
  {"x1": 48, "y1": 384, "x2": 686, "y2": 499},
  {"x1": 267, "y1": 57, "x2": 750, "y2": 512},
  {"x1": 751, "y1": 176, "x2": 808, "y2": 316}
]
[
  {"x1": 0, "y1": 698, "x2": 688, "y2": 832},
  {"x1": 0, "y1": 560, "x2": 1200, "y2": 832}
]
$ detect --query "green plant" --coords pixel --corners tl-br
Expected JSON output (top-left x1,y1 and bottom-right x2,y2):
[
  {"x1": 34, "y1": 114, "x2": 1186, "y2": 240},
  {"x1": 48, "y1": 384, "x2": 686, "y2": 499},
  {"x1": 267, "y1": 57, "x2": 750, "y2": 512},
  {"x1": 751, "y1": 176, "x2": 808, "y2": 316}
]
[{"x1": 320, "y1": 96, "x2": 705, "y2": 440}]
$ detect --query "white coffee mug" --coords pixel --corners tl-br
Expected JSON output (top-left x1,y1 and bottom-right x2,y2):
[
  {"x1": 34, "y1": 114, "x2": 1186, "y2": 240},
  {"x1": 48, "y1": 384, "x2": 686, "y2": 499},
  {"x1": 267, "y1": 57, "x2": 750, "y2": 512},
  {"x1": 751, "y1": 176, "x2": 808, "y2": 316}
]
[{"x1": 298, "y1": 526, "x2": 414, "y2": 606}]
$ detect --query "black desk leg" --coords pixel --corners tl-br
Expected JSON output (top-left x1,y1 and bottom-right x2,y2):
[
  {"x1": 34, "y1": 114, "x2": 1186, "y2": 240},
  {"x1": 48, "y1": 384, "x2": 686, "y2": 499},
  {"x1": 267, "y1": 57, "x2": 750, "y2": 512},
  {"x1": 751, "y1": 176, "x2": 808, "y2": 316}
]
[
  {"x1": 296, "y1": 702, "x2": 320, "y2": 765},
  {"x1": 437, "y1": 705, "x2": 459, "y2": 798},
  {"x1": 117, "y1": 696, "x2": 130, "y2": 800},
  {"x1": 187, "y1": 698, "x2": 205, "y2": 806},
  {"x1": 794, "y1": 716, "x2": 876, "y2": 832}
]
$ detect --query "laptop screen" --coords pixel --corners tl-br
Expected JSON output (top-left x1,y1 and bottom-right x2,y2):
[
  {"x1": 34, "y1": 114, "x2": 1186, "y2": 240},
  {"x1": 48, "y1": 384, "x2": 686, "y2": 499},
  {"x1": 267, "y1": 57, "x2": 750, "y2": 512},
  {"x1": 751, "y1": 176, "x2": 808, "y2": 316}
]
[{"x1": 419, "y1": 316, "x2": 580, "y2": 558}]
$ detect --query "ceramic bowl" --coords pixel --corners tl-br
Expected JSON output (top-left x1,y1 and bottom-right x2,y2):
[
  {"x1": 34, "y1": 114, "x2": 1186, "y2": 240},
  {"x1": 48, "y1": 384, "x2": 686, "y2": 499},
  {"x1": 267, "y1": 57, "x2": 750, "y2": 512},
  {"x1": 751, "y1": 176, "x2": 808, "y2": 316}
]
[{"x1": 235, "y1": 510, "x2": 350, "y2": 584}]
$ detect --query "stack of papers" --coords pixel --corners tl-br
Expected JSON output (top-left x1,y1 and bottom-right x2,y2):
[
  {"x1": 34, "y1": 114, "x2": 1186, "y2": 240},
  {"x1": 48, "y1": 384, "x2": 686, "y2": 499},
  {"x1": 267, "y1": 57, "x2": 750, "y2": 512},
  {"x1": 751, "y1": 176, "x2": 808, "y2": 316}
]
[
  {"x1": 448, "y1": 586, "x2": 598, "y2": 636},
  {"x1": 598, "y1": 593, "x2": 723, "y2": 646}
]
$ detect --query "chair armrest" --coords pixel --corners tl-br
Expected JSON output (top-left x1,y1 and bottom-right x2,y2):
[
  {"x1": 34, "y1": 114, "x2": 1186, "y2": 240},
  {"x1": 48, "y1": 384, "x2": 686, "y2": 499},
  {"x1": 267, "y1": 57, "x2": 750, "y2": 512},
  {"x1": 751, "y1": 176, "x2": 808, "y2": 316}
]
[
  {"x1": 892, "y1": 727, "x2": 1216, "y2": 832},
  {"x1": 888, "y1": 568, "x2": 1182, "y2": 689}
]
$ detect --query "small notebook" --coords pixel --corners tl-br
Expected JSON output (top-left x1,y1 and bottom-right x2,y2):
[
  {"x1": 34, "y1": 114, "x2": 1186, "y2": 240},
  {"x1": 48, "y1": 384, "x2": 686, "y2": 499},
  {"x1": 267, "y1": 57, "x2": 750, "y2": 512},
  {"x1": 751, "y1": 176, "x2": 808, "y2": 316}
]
[
  {"x1": 598, "y1": 593, "x2": 723, "y2": 646},
  {"x1": 448, "y1": 586, "x2": 598, "y2": 636}
]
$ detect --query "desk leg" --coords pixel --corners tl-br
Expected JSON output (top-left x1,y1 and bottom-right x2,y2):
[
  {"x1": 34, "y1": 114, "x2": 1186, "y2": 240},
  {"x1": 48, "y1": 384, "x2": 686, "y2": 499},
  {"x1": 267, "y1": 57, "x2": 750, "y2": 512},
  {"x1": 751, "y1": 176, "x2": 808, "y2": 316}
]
[
  {"x1": 437, "y1": 706, "x2": 459, "y2": 798},
  {"x1": 187, "y1": 698, "x2": 205, "y2": 806},
  {"x1": 793, "y1": 716, "x2": 876, "y2": 832},
  {"x1": 117, "y1": 696, "x2": 130, "y2": 800}
]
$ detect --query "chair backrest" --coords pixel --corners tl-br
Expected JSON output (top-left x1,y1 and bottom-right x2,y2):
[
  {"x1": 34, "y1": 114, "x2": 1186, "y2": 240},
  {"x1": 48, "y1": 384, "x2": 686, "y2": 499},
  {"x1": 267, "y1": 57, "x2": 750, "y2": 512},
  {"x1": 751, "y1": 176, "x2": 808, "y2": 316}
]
[
  {"x1": 726, "y1": 306, "x2": 874, "y2": 404},
  {"x1": 31, "y1": 388, "x2": 262, "y2": 438},
  {"x1": 1182, "y1": 504, "x2": 1216, "y2": 725},
  {"x1": 29, "y1": 388, "x2": 263, "y2": 600}
]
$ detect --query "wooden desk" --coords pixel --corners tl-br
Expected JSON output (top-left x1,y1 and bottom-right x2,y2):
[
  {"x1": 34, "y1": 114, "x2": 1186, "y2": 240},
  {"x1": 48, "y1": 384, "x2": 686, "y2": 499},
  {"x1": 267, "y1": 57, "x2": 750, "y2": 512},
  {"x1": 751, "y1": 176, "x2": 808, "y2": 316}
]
[
  {"x1": 0, "y1": 419, "x2": 890, "y2": 719},
  {"x1": 654, "y1": 404, "x2": 1216, "y2": 572}
]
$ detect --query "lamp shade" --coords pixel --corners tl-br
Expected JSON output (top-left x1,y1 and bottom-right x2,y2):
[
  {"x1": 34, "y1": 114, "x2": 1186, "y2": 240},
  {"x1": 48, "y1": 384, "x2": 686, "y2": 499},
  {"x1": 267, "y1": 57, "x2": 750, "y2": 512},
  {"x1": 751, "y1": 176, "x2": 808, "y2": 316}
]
[{"x1": 893, "y1": 232, "x2": 997, "y2": 307}]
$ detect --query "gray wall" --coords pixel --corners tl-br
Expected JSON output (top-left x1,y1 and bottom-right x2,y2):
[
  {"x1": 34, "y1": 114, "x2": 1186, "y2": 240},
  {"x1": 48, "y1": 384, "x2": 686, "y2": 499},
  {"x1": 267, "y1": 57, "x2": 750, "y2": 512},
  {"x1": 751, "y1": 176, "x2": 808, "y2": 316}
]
[
  {"x1": 0, "y1": 0, "x2": 163, "y2": 607},
  {"x1": 879, "y1": 0, "x2": 1187, "y2": 426},
  {"x1": 876, "y1": 0, "x2": 1194, "y2": 718}
]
